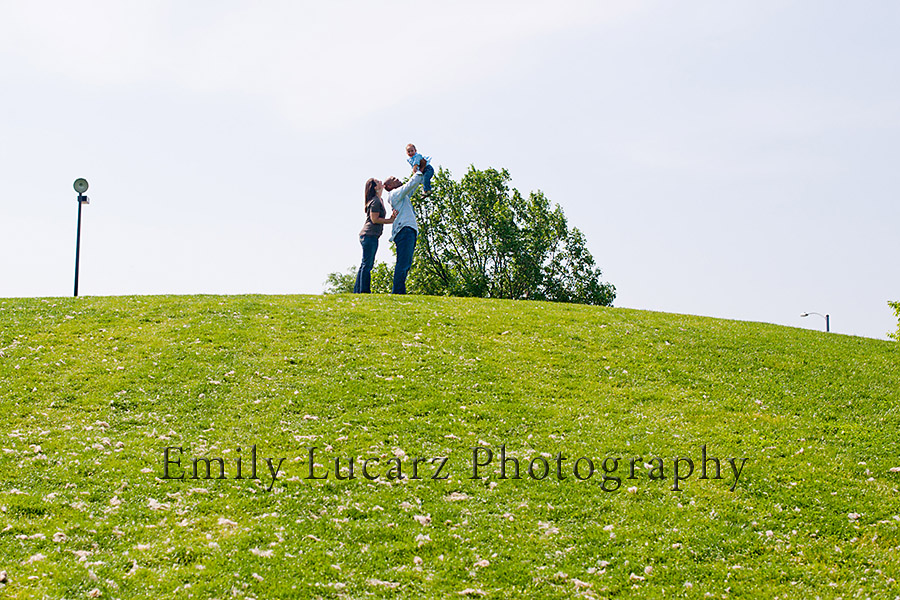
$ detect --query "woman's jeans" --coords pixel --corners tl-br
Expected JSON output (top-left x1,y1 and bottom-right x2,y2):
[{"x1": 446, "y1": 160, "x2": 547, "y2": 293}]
[{"x1": 354, "y1": 235, "x2": 379, "y2": 293}]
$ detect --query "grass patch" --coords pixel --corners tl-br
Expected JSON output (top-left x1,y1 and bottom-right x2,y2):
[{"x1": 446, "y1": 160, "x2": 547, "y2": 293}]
[{"x1": 1, "y1": 294, "x2": 898, "y2": 598}]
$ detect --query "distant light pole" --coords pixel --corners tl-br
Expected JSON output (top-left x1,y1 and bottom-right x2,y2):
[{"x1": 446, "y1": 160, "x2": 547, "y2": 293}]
[
  {"x1": 801, "y1": 311, "x2": 830, "y2": 332},
  {"x1": 73, "y1": 178, "x2": 90, "y2": 297}
]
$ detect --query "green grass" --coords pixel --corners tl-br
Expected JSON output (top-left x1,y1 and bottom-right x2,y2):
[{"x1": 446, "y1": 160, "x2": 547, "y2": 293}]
[{"x1": 1, "y1": 294, "x2": 898, "y2": 599}]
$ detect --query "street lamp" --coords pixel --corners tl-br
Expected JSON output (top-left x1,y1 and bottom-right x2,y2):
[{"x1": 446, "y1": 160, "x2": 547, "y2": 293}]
[
  {"x1": 73, "y1": 178, "x2": 90, "y2": 297},
  {"x1": 801, "y1": 311, "x2": 830, "y2": 332}
]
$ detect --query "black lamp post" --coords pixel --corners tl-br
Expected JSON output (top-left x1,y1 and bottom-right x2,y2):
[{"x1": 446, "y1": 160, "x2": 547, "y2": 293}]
[
  {"x1": 801, "y1": 311, "x2": 830, "y2": 332},
  {"x1": 73, "y1": 178, "x2": 90, "y2": 297}
]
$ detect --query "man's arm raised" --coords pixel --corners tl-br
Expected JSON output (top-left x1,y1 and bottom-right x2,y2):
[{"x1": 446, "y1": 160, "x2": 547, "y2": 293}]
[{"x1": 392, "y1": 172, "x2": 424, "y2": 202}]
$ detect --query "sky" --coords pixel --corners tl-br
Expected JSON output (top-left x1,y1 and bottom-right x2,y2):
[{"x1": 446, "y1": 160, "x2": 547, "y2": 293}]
[{"x1": 1, "y1": 1, "x2": 898, "y2": 339}]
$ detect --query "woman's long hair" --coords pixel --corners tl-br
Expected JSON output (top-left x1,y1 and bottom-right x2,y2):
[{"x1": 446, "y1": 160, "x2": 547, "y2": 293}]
[{"x1": 364, "y1": 178, "x2": 378, "y2": 212}]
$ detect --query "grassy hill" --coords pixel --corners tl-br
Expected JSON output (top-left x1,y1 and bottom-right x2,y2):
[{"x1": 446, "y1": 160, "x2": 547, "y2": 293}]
[{"x1": 1, "y1": 294, "x2": 898, "y2": 599}]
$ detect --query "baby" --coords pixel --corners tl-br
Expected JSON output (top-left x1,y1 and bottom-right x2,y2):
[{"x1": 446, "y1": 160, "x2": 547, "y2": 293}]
[{"x1": 406, "y1": 143, "x2": 434, "y2": 196}]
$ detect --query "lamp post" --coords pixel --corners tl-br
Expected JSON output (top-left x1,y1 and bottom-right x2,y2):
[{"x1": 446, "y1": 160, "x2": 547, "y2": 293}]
[
  {"x1": 801, "y1": 311, "x2": 829, "y2": 332},
  {"x1": 73, "y1": 178, "x2": 90, "y2": 297}
]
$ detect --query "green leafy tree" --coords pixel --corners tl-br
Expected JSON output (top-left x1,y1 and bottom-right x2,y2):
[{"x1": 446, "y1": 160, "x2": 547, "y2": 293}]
[
  {"x1": 370, "y1": 262, "x2": 394, "y2": 294},
  {"x1": 323, "y1": 269, "x2": 355, "y2": 294},
  {"x1": 889, "y1": 301, "x2": 900, "y2": 341},
  {"x1": 324, "y1": 262, "x2": 392, "y2": 294},
  {"x1": 408, "y1": 166, "x2": 615, "y2": 306}
]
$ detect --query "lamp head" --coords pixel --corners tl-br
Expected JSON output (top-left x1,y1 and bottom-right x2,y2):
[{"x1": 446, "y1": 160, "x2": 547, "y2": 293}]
[{"x1": 73, "y1": 178, "x2": 89, "y2": 194}]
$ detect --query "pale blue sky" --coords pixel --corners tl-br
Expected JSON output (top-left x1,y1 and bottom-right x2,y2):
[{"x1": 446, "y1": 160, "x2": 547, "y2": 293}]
[{"x1": 1, "y1": 1, "x2": 897, "y2": 339}]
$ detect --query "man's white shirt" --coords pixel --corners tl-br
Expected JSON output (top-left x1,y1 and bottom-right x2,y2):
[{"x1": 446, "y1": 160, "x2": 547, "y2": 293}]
[{"x1": 386, "y1": 172, "x2": 423, "y2": 242}]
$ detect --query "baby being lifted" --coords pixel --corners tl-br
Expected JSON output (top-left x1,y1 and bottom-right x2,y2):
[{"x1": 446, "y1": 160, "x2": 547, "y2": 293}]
[{"x1": 406, "y1": 143, "x2": 434, "y2": 196}]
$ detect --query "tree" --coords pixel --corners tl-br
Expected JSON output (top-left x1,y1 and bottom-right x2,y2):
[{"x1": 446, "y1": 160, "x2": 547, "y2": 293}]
[
  {"x1": 324, "y1": 262, "x2": 392, "y2": 294},
  {"x1": 889, "y1": 301, "x2": 900, "y2": 341},
  {"x1": 323, "y1": 269, "x2": 355, "y2": 294},
  {"x1": 408, "y1": 166, "x2": 615, "y2": 305}
]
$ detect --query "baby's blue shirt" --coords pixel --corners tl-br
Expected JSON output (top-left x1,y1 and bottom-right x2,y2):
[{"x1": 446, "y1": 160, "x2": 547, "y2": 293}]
[{"x1": 407, "y1": 153, "x2": 431, "y2": 169}]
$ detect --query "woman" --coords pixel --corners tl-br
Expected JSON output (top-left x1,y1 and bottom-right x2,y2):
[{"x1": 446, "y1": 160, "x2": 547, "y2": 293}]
[{"x1": 354, "y1": 178, "x2": 398, "y2": 293}]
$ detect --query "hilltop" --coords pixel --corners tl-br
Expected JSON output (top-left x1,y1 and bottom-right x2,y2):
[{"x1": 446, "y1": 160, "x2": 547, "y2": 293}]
[{"x1": 1, "y1": 294, "x2": 898, "y2": 598}]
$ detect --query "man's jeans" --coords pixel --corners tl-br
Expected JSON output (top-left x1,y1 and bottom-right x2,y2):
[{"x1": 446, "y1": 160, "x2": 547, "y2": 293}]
[
  {"x1": 354, "y1": 235, "x2": 379, "y2": 293},
  {"x1": 392, "y1": 227, "x2": 417, "y2": 295}
]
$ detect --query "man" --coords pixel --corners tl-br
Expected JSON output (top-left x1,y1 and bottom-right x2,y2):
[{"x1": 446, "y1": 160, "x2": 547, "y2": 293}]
[{"x1": 384, "y1": 171, "x2": 423, "y2": 294}]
